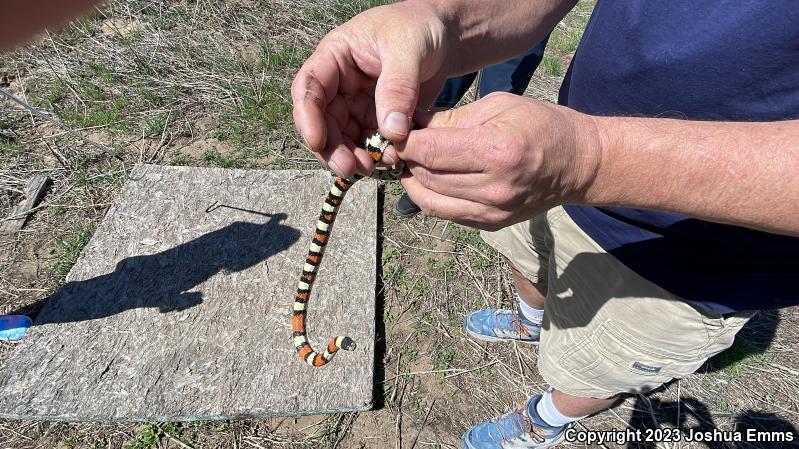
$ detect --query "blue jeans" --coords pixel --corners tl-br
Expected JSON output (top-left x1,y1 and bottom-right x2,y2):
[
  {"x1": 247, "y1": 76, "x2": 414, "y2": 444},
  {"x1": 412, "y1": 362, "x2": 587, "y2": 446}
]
[{"x1": 432, "y1": 36, "x2": 550, "y2": 108}]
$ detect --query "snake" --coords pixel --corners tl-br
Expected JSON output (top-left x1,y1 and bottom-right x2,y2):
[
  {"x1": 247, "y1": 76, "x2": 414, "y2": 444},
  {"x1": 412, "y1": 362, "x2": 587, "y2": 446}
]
[{"x1": 292, "y1": 131, "x2": 401, "y2": 366}]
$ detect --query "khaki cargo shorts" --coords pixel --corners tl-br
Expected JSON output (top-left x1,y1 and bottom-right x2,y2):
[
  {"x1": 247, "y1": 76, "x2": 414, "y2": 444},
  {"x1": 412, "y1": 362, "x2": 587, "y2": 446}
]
[{"x1": 481, "y1": 207, "x2": 755, "y2": 399}]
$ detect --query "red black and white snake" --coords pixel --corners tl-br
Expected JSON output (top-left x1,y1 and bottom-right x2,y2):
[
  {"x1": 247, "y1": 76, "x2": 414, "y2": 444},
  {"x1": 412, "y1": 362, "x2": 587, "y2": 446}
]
[{"x1": 292, "y1": 132, "x2": 400, "y2": 366}]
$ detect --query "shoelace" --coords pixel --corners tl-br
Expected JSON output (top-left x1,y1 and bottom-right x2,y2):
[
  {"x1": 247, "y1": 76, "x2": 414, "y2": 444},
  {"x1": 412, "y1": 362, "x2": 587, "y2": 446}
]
[
  {"x1": 511, "y1": 313, "x2": 531, "y2": 337},
  {"x1": 492, "y1": 408, "x2": 545, "y2": 444},
  {"x1": 494, "y1": 311, "x2": 531, "y2": 338}
]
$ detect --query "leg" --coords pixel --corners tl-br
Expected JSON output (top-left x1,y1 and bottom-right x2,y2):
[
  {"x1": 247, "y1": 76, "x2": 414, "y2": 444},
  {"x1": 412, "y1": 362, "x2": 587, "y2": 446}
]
[
  {"x1": 506, "y1": 253, "x2": 617, "y2": 418},
  {"x1": 505, "y1": 256, "x2": 546, "y2": 310},
  {"x1": 464, "y1": 206, "x2": 756, "y2": 449},
  {"x1": 536, "y1": 207, "x2": 755, "y2": 419},
  {"x1": 465, "y1": 214, "x2": 554, "y2": 344},
  {"x1": 551, "y1": 389, "x2": 616, "y2": 417}
]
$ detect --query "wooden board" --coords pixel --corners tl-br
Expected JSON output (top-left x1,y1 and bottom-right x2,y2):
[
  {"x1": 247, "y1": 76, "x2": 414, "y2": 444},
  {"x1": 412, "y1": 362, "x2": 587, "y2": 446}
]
[
  {"x1": 0, "y1": 175, "x2": 50, "y2": 234},
  {"x1": 0, "y1": 164, "x2": 377, "y2": 421}
]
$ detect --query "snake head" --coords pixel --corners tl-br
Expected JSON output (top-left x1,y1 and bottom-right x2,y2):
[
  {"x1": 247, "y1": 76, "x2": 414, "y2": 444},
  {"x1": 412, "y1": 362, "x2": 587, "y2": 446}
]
[{"x1": 340, "y1": 336, "x2": 357, "y2": 351}]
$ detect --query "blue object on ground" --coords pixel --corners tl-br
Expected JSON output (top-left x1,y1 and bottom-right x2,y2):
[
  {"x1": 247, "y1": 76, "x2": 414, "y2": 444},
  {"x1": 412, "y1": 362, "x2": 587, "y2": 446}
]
[{"x1": 0, "y1": 315, "x2": 32, "y2": 342}]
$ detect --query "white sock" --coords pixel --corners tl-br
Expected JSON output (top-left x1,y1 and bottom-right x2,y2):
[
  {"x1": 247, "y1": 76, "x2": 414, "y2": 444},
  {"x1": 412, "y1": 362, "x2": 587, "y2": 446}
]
[
  {"x1": 515, "y1": 293, "x2": 544, "y2": 325},
  {"x1": 534, "y1": 389, "x2": 587, "y2": 428}
]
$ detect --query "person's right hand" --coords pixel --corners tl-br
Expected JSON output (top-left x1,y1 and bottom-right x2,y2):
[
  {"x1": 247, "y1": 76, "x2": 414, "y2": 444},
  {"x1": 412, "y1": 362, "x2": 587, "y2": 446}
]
[{"x1": 291, "y1": 1, "x2": 451, "y2": 178}]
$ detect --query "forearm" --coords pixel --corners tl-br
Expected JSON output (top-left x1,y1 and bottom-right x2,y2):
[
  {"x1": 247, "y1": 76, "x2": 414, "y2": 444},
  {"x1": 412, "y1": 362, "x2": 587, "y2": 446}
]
[
  {"x1": 585, "y1": 116, "x2": 799, "y2": 236},
  {"x1": 1, "y1": 0, "x2": 102, "y2": 51},
  {"x1": 423, "y1": 0, "x2": 577, "y2": 76}
]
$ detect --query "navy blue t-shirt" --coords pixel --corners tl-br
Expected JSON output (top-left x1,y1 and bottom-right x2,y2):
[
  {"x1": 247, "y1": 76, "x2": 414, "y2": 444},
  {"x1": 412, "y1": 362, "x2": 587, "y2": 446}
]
[{"x1": 559, "y1": 1, "x2": 799, "y2": 312}]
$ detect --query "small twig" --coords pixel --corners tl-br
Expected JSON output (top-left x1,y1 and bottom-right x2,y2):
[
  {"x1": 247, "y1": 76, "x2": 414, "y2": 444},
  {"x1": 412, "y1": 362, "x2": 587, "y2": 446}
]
[
  {"x1": 0, "y1": 423, "x2": 34, "y2": 441},
  {"x1": 409, "y1": 399, "x2": 436, "y2": 449},
  {"x1": 0, "y1": 85, "x2": 112, "y2": 155},
  {"x1": 419, "y1": 443, "x2": 456, "y2": 449},
  {"x1": 241, "y1": 438, "x2": 268, "y2": 449},
  {"x1": 161, "y1": 430, "x2": 195, "y2": 449},
  {"x1": 389, "y1": 352, "x2": 402, "y2": 406},
  {"x1": 768, "y1": 362, "x2": 799, "y2": 376},
  {"x1": 382, "y1": 361, "x2": 499, "y2": 382},
  {"x1": 513, "y1": 342, "x2": 529, "y2": 392},
  {"x1": 39, "y1": 137, "x2": 71, "y2": 170},
  {"x1": 383, "y1": 235, "x2": 461, "y2": 255},
  {"x1": 395, "y1": 411, "x2": 403, "y2": 449}
]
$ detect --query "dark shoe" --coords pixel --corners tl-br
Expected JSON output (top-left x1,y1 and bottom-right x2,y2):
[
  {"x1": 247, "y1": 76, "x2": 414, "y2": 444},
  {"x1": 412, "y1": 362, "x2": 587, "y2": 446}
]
[{"x1": 394, "y1": 193, "x2": 421, "y2": 218}]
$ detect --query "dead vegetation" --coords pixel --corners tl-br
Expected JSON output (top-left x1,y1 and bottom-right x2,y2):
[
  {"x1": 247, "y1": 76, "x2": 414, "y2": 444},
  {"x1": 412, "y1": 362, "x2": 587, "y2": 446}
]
[{"x1": 0, "y1": 0, "x2": 796, "y2": 448}]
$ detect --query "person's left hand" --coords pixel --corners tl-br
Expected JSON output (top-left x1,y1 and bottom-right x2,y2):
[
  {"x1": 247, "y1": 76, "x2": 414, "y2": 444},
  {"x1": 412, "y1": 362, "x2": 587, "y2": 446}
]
[{"x1": 397, "y1": 92, "x2": 603, "y2": 231}]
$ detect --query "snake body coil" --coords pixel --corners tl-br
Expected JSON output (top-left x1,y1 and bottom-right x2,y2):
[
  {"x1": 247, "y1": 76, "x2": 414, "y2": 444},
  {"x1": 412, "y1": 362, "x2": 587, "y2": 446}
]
[{"x1": 292, "y1": 132, "x2": 397, "y2": 366}]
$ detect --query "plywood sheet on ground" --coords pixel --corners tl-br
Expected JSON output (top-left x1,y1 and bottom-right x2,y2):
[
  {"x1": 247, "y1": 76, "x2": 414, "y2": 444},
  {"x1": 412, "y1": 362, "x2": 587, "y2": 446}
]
[{"x1": 0, "y1": 164, "x2": 377, "y2": 421}]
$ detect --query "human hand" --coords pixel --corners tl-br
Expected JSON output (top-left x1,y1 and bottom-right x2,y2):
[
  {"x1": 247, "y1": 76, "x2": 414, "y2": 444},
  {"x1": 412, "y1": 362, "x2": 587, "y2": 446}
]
[
  {"x1": 396, "y1": 93, "x2": 603, "y2": 230},
  {"x1": 291, "y1": 1, "x2": 452, "y2": 178}
]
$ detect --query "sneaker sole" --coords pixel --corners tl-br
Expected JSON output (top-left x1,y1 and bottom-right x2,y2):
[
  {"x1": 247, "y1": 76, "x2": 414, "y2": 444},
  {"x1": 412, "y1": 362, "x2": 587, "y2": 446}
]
[
  {"x1": 393, "y1": 207, "x2": 421, "y2": 218},
  {"x1": 464, "y1": 325, "x2": 540, "y2": 346}
]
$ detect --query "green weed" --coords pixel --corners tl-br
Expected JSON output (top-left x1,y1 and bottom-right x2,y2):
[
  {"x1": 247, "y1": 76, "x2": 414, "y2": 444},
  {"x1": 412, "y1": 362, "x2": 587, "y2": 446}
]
[
  {"x1": 712, "y1": 340, "x2": 775, "y2": 380},
  {"x1": 258, "y1": 41, "x2": 306, "y2": 71},
  {"x1": 332, "y1": 0, "x2": 392, "y2": 23},
  {"x1": 234, "y1": 80, "x2": 291, "y2": 130},
  {"x1": 401, "y1": 345, "x2": 417, "y2": 360},
  {"x1": 437, "y1": 260, "x2": 455, "y2": 276},
  {"x1": 382, "y1": 382, "x2": 394, "y2": 401},
  {"x1": 125, "y1": 423, "x2": 189, "y2": 449},
  {"x1": 542, "y1": 54, "x2": 562, "y2": 77},
  {"x1": 386, "y1": 180, "x2": 404, "y2": 195},
  {"x1": 55, "y1": 226, "x2": 95, "y2": 278},
  {"x1": 451, "y1": 226, "x2": 493, "y2": 258},
  {"x1": 0, "y1": 139, "x2": 23, "y2": 159},
  {"x1": 109, "y1": 144, "x2": 126, "y2": 158},
  {"x1": 432, "y1": 347, "x2": 457, "y2": 381},
  {"x1": 80, "y1": 80, "x2": 107, "y2": 102},
  {"x1": 74, "y1": 164, "x2": 125, "y2": 188},
  {"x1": 712, "y1": 399, "x2": 733, "y2": 414},
  {"x1": 382, "y1": 247, "x2": 400, "y2": 264},
  {"x1": 202, "y1": 148, "x2": 239, "y2": 168},
  {"x1": 167, "y1": 151, "x2": 194, "y2": 166},
  {"x1": 142, "y1": 115, "x2": 167, "y2": 136},
  {"x1": 414, "y1": 277, "x2": 430, "y2": 296},
  {"x1": 136, "y1": 87, "x2": 161, "y2": 106},
  {"x1": 60, "y1": 102, "x2": 127, "y2": 130},
  {"x1": 408, "y1": 395, "x2": 424, "y2": 414},
  {"x1": 74, "y1": 170, "x2": 90, "y2": 187},
  {"x1": 88, "y1": 62, "x2": 118, "y2": 83},
  {"x1": 550, "y1": 28, "x2": 582, "y2": 53},
  {"x1": 125, "y1": 424, "x2": 160, "y2": 449},
  {"x1": 269, "y1": 157, "x2": 290, "y2": 170},
  {"x1": 43, "y1": 79, "x2": 69, "y2": 106}
]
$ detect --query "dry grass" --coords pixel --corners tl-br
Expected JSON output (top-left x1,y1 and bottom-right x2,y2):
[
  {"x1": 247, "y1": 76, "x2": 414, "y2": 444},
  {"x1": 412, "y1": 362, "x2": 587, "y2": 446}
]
[{"x1": 0, "y1": 0, "x2": 797, "y2": 448}]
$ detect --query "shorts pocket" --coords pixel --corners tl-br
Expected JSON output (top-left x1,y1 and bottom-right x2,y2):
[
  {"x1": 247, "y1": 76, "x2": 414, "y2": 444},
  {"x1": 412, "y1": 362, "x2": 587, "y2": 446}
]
[{"x1": 557, "y1": 320, "x2": 708, "y2": 393}]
